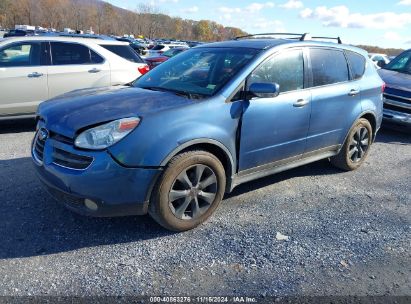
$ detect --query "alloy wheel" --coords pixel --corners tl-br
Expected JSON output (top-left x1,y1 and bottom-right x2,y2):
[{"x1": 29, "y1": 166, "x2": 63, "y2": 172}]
[
  {"x1": 348, "y1": 127, "x2": 369, "y2": 163},
  {"x1": 168, "y1": 164, "x2": 218, "y2": 220}
]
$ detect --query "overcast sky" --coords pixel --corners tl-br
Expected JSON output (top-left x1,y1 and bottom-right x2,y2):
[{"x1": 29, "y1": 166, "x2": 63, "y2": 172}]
[{"x1": 106, "y1": 0, "x2": 411, "y2": 48}]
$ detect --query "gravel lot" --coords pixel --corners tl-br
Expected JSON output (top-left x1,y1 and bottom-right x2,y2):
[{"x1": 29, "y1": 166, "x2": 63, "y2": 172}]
[{"x1": 0, "y1": 121, "x2": 410, "y2": 297}]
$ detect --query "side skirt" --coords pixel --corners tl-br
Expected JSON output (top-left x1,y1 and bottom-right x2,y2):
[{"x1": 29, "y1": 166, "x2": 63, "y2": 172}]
[{"x1": 229, "y1": 145, "x2": 340, "y2": 191}]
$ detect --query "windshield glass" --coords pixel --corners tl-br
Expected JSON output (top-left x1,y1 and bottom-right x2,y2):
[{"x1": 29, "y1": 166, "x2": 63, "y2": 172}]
[
  {"x1": 134, "y1": 47, "x2": 259, "y2": 98},
  {"x1": 384, "y1": 51, "x2": 411, "y2": 74},
  {"x1": 163, "y1": 48, "x2": 185, "y2": 57}
]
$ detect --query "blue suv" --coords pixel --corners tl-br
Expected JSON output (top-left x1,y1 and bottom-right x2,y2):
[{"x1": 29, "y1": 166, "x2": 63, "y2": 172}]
[
  {"x1": 32, "y1": 33, "x2": 384, "y2": 231},
  {"x1": 378, "y1": 49, "x2": 411, "y2": 128}
]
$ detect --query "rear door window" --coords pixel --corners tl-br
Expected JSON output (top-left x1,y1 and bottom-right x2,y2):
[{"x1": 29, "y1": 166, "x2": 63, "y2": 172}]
[
  {"x1": 90, "y1": 49, "x2": 104, "y2": 64},
  {"x1": 309, "y1": 48, "x2": 349, "y2": 87},
  {"x1": 346, "y1": 51, "x2": 366, "y2": 80},
  {"x1": 50, "y1": 42, "x2": 96, "y2": 65},
  {"x1": 99, "y1": 44, "x2": 144, "y2": 63}
]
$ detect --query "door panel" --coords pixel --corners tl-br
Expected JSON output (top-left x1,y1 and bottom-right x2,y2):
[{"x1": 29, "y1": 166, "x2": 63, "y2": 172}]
[
  {"x1": 47, "y1": 63, "x2": 110, "y2": 98},
  {"x1": 239, "y1": 90, "x2": 312, "y2": 171},
  {"x1": 238, "y1": 49, "x2": 311, "y2": 172},
  {"x1": 306, "y1": 83, "x2": 360, "y2": 152},
  {"x1": 0, "y1": 41, "x2": 48, "y2": 116},
  {"x1": 47, "y1": 42, "x2": 110, "y2": 99},
  {"x1": 305, "y1": 48, "x2": 361, "y2": 152}
]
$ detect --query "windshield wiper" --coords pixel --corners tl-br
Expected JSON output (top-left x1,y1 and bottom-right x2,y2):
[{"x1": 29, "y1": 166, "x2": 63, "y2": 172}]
[{"x1": 141, "y1": 86, "x2": 205, "y2": 99}]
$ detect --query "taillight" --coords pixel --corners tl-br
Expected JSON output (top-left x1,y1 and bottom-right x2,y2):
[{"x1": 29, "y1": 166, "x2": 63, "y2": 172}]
[
  {"x1": 382, "y1": 82, "x2": 386, "y2": 93},
  {"x1": 138, "y1": 65, "x2": 150, "y2": 75}
]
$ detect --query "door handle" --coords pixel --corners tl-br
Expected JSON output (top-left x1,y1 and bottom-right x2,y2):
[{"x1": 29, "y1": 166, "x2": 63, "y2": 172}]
[
  {"x1": 293, "y1": 99, "x2": 309, "y2": 107},
  {"x1": 28, "y1": 72, "x2": 43, "y2": 78},
  {"x1": 348, "y1": 89, "x2": 360, "y2": 96},
  {"x1": 88, "y1": 68, "x2": 101, "y2": 73}
]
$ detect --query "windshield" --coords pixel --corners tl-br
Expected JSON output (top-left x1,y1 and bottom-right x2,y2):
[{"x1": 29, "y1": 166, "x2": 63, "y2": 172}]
[
  {"x1": 384, "y1": 50, "x2": 411, "y2": 74},
  {"x1": 163, "y1": 48, "x2": 185, "y2": 57},
  {"x1": 134, "y1": 47, "x2": 259, "y2": 98}
]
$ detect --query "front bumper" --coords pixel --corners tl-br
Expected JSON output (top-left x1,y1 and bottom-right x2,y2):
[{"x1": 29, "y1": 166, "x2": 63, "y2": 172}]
[
  {"x1": 32, "y1": 135, "x2": 162, "y2": 217},
  {"x1": 383, "y1": 108, "x2": 411, "y2": 128}
]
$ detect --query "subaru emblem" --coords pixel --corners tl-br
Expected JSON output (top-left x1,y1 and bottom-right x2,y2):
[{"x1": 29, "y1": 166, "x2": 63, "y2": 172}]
[{"x1": 39, "y1": 128, "x2": 49, "y2": 141}]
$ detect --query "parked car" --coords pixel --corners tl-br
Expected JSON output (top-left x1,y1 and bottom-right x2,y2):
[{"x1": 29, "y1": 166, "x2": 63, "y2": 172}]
[
  {"x1": 378, "y1": 49, "x2": 411, "y2": 128},
  {"x1": 0, "y1": 36, "x2": 149, "y2": 119},
  {"x1": 145, "y1": 47, "x2": 189, "y2": 69},
  {"x1": 368, "y1": 53, "x2": 390, "y2": 69},
  {"x1": 129, "y1": 41, "x2": 149, "y2": 56},
  {"x1": 146, "y1": 43, "x2": 188, "y2": 57},
  {"x1": 32, "y1": 33, "x2": 383, "y2": 231},
  {"x1": 3, "y1": 29, "x2": 36, "y2": 38}
]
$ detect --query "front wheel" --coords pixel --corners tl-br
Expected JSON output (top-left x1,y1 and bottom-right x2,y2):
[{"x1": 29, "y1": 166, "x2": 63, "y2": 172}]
[
  {"x1": 330, "y1": 118, "x2": 373, "y2": 171},
  {"x1": 149, "y1": 150, "x2": 226, "y2": 231}
]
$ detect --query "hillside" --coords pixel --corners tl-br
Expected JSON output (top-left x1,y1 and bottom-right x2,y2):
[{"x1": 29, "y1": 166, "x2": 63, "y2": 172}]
[
  {"x1": 0, "y1": 0, "x2": 247, "y2": 41},
  {"x1": 355, "y1": 45, "x2": 404, "y2": 57}
]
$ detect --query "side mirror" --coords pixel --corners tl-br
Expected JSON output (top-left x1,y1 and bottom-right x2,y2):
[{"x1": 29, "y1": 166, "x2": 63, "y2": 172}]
[
  {"x1": 248, "y1": 82, "x2": 280, "y2": 99},
  {"x1": 377, "y1": 60, "x2": 386, "y2": 68}
]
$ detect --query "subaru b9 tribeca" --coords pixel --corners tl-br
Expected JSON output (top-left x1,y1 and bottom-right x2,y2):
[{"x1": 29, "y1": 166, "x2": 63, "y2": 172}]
[{"x1": 32, "y1": 34, "x2": 384, "y2": 231}]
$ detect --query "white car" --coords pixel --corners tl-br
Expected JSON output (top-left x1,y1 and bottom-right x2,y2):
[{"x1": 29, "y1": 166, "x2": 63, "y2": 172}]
[
  {"x1": 0, "y1": 36, "x2": 149, "y2": 119},
  {"x1": 146, "y1": 43, "x2": 188, "y2": 58},
  {"x1": 368, "y1": 53, "x2": 390, "y2": 69}
]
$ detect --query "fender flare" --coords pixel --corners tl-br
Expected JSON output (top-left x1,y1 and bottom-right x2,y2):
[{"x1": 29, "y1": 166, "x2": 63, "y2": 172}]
[
  {"x1": 160, "y1": 138, "x2": 235, "y2": 170},
  {"x1": 340, "y1": 111, "x2": 378, "y2": 152},
  {"x1": 144, "y1": 138, "x2": 236, "y2": 202}
]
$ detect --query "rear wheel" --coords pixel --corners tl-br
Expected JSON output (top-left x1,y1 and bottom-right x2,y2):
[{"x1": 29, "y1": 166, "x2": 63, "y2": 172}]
[
  {"x1": 149, "y1": 150, "x2": 226, "y2": 231},
  {"x1": 330, "y1": 118, "x2": 373, "y2": 171}
]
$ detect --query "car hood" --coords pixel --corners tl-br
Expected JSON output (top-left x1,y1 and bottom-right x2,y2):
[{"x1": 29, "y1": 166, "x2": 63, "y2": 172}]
[
  {"x1": 38, "y1": 86, "x2": 193, "y2": 138},
  {"x1": 378, "y1": 69, "x2": 411, "y2": 91}
]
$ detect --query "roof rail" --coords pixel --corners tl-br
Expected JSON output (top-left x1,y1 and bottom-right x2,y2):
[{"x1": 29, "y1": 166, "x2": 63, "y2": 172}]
[
  {"x1": 37, "y1": 32, "x2": 115, "y2": 40},
  {"x1": 311, "y1": 36, "x2": 342, "y2": 44},
  {"x1": 233, "y1": 33, "x2": 343, "y2": 44},
  {"x1": 234, "y1": 33, "x2": 310, "y2": 41}
]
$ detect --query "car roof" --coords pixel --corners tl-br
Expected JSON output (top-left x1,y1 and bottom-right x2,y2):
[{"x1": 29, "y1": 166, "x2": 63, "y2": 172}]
[
  {"x1": 0, "y1": 36, "x2": 129, "y2": 46},
  {"x1": 369, "y1": 53, "x2": 388, "y2": 57},
  {"x1": 196, "y1": 38, "x2": 368, "y2": 55}
]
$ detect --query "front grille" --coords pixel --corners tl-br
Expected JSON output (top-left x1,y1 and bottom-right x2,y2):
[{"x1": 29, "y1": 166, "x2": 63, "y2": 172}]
[
  {"x1": 52, "y1": 148, "x2": 93, "y2": 170},
  {"x1": 33, "y1": 132, "x2": 46, "y2": 163},
  {"x1": 384, "y1": 87, "x2": 411, "y2": 99},
  {"x1": 384, "y1": 94, "x2": 411, "y2": 106},
  {"x1": 384, "y1": 103, "x2": 411, "y2": 115},
  {"x1": 50, "y1": 132, "x2": 74, "y2": 145}
]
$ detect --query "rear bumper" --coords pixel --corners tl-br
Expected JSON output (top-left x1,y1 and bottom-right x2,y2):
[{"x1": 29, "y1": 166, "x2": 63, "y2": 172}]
[{"x1": 32, "y1": 137, "x2": 162, "y2": 217}]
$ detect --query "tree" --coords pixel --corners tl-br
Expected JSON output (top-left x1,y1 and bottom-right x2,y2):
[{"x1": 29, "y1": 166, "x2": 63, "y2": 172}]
[
  {"x1": 0, "y1": 0, "x2": 250, "y2": 42},
  {"x1": 194, "y1": 20, "x2": 213, "y2": 41},
  {"x1": 0, "y1": 0, "x2": 12, "y2": 27}
]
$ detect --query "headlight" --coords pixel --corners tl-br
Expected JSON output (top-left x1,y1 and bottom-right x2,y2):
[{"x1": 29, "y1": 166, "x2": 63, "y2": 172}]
[{"x1": 74, "y1": 117, "x2": 140, "y2": 150}]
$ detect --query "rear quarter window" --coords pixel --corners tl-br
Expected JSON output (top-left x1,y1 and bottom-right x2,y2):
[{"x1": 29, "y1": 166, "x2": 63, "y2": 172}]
[
  {"x1": 346, "y1": 51, "x2": 366, "y2": 80},
  {"x1": 310, "y1": 48, "x2": 349, "y2": 87},
  {"x1": 100, "y1": 44, "x2": 143, "y2": 63}
]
